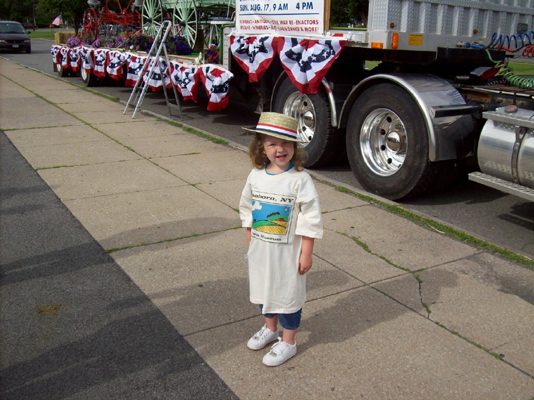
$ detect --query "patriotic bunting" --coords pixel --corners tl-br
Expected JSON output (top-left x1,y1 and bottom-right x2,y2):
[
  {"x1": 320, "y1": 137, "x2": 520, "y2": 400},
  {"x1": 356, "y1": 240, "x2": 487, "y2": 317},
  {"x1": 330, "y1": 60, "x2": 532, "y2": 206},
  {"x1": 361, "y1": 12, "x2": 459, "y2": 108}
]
[
  {"x1": 80, "y1": 46, "x2": 94, "y2": 74},
  {"x1": 199, "y1": 65, "x2": 234, "y2": 111},
  {"x1": 68, "y1": 47, "x2": 81, "y2": 72},
  {"x1": 106, "y1": 50, "x2": 127, "y2": 81},
  {"x1": 51, "y1": 45, "x2": 61, "y2": 65},
  {"x1": 169, "y1": 61, "x2": 200, "y2": 102},
  {"x1": 52, "y1": 34, "x2": 345, "y2": 111},
  {"x1": 229, "y1": 36, "x2": 345, "y2": 94},
  {"x1": 125, "y1": 55, "x2": 146, "y2": 87},
  {"x1": 230, "y1": 35, "x2": 278, "y2": 82},
  {"x1": 51, "y1": 44, "x2": 234, "y2": 111},
  {"x1": 93, "y1": 48, "x2": 109, "y2": 78},
  {"x1": 59, "y1": 46, "x2": 70, "y2": 71},
  {"x1": 143, "y1": 58, "x2": 172, "y2": 91},
  {"x1": 161, "y1": 59, "x2": 173, "y2": 89},
  {"x1": 278, "y1": 38, "x2": 345, "y2": 94}
]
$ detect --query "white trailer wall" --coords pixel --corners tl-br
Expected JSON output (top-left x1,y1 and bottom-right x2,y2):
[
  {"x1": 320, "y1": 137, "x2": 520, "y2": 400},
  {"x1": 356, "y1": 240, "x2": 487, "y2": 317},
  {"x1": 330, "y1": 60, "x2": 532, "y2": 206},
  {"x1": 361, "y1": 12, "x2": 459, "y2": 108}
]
[{"x1": 367, "y1": 0, "x2": 534, "y2": 50}]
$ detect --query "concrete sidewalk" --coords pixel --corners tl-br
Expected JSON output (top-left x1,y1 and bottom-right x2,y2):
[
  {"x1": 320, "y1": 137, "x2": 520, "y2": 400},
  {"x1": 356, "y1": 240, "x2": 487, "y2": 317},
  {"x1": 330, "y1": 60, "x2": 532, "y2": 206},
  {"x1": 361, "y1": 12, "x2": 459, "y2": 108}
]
[{"x1": 1, "y1": 57, "x2": 534, "y2": 399}]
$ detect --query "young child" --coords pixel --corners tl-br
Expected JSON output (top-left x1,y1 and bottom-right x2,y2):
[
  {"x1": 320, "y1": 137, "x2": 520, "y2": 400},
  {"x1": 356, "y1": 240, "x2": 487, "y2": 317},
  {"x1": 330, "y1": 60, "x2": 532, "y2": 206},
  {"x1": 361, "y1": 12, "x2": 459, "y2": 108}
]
[{"x1": 239, "y1": 112, "x2": 323, "y2": 367}]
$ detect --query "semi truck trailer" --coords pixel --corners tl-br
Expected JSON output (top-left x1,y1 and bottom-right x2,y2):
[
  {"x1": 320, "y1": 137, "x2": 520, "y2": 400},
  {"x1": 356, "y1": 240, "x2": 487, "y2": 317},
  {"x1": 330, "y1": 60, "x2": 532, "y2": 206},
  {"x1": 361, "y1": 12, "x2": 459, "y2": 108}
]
[{"x1": 222, "y1": 0, "x2": 534, "y2": 201}]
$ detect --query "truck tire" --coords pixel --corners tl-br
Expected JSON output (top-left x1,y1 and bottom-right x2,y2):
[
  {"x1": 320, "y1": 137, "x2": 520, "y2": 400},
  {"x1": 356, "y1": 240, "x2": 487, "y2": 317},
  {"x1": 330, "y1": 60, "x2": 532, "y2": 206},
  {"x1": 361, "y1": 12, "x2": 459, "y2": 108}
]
[
  {"x1": 346, "y1": 83, "x2": 439, "y2": 200},
  {"x1": 273, "y1": 76, "x2": 342, "y2": 168}
]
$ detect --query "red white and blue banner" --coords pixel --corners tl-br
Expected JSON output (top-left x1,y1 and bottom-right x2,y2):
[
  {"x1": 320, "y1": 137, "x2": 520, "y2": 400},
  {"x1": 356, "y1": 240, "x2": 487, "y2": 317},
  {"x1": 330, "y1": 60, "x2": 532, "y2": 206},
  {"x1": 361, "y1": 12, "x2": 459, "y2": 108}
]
[
  {"x1": 124, "y1": 54, "x2": 146, "y2": 87},
  {"x1": 93, "y1": 48, "x2": 109, "y2": 78},
  {"x1": 143, "y1": 58, "x2": 172, "y2": 91},
  {"x1": 278, "y1": 37, "x2": 345, "y2": 94},
  {"x1": 51, "y1": 45, "x2": 234, "y2": 111},
  {"x1": 230, "y1": 35, "x2": 345, "y2": 93},
  {"x1": 68, "y1": 48, "x2": 81, "y2": 72},
  {"x1": 59, "y1": 46, "x2": 70, "y2": 70},
  {"x1": 106, "y1": 50, "x2": 127, "y2": 81},
  {"x1": 200, "y1": 65, "x2": 234, "y2": 111},
  {"x1": 230, "y1": 35, "x2": 278, "y2": 82},
  {"x1": 51, "y1": 44, "x2": 61, "y2": 65},
  {"x1": 169, "y1": 61, "x2": 201, "y2": 102},
  {"x1": 80, "y1": 46, "x2": 94, "y2": 74}
]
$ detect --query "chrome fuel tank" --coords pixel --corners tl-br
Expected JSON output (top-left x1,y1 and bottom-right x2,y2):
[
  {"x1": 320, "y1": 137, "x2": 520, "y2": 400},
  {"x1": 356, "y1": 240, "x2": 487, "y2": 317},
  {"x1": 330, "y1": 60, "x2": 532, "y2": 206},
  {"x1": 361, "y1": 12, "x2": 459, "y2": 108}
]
[{"x1": 478, "y1": 106, "x2": 534, "y2": 190}]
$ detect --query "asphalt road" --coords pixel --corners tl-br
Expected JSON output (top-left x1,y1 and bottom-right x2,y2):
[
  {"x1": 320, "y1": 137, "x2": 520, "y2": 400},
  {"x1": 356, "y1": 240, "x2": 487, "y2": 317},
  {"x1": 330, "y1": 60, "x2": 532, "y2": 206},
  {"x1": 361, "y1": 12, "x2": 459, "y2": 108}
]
[
  {"x1": 0, "y1": 131, "x2": 238, "y2": 399},
  {"x1": 2, "y1": 38, "x2": 533, "y2": 259}
]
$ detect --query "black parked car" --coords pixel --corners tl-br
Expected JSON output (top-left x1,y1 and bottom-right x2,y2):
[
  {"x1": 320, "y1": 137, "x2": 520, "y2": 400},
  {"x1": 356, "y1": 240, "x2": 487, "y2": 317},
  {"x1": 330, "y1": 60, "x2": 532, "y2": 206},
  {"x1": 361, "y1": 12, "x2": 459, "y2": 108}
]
[{"x1": 0, "y1": 21, "x2": 31, "y2": 53}]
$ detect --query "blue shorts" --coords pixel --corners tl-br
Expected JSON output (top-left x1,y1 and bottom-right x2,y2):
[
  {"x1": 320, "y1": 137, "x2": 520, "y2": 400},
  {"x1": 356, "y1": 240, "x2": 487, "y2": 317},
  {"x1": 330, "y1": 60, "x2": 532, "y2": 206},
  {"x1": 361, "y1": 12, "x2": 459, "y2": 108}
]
[{"x1": 260, "y1": 305, "x2": 302, "y2": 330}]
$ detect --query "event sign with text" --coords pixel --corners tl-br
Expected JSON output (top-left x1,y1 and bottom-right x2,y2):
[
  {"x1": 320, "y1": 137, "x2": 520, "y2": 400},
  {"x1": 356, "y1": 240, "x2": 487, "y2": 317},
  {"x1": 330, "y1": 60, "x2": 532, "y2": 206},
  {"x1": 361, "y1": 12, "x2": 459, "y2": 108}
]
[{"x1": 236, "y1": 0, "x2": 325, "y2": 36}]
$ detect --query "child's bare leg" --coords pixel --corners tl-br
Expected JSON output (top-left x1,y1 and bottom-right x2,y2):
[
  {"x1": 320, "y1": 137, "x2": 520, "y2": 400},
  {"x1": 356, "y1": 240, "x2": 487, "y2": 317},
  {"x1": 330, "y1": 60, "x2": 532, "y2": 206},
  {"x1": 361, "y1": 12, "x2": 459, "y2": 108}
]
[
  {"x1": 265, "y1": 315, "x2": 278, "y2": 332},
  {"x1": 282, "y1": 328, "x2": 297, "y2": 345}
]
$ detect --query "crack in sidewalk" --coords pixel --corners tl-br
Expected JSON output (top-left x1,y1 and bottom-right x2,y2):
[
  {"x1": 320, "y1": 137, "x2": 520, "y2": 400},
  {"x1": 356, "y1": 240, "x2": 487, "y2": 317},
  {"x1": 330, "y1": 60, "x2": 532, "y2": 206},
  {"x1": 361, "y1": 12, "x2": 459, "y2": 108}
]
[{"x1": 341, "y1": 231, "x2": 534, "y2": 380}]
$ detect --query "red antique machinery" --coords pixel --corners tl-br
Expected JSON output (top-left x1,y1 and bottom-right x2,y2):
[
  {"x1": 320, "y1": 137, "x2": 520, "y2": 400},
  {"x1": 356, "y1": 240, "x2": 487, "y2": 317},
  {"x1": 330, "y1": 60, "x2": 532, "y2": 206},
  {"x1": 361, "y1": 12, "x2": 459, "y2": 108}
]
[{"x1": 83, "y1": 0, "x2": 142, "y2": 39}]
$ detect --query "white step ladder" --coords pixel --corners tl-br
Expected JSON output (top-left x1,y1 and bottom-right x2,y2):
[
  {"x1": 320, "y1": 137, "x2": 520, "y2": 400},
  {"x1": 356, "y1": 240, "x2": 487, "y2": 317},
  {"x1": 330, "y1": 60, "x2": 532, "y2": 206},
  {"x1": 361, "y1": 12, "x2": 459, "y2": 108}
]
[{"x1": 123, "y1": 20, "x2": 182, "y2": 120}]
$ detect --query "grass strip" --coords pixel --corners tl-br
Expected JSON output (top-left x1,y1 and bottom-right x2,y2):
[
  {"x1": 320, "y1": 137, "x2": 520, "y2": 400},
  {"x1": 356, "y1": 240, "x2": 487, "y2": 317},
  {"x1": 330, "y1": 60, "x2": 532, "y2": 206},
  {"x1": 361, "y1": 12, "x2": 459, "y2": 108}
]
[
  {"x1": 28, "y1": 31, "x2": 57, "y2": 40},
  {"x1": 164, "y1": 120, "x2": 229, "y2": 145},
  {"x1": 335, "y1": 186, "x2": 534, "y2": 270},
  {"x1": 184, "y1": 126, "x2": 228, "y2": 144}
]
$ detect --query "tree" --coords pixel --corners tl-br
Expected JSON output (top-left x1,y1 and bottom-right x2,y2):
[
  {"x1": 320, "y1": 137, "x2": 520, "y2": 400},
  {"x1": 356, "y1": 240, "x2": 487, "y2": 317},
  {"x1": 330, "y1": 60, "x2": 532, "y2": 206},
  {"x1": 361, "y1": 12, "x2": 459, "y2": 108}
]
[
  {"x1": 330, "y1": 0, "x2": 369, "y2": 28},
  {"x1": 0, "y1": 0, "x2": 35, "y2": 23},
  {"x1": 38, "y1": 0, "x2": 87, "y2": 33}
]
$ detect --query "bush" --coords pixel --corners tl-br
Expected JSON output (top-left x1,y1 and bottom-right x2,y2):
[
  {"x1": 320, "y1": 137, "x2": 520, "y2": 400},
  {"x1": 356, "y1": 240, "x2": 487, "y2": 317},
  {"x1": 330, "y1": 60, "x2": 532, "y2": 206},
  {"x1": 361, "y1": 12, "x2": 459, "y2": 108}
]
[
  {"x1": 126, "y1": 33, "x2": 192, "y2": 55},
  {"x1": 204, "y1": 45, "x2": 219, "y2": 64},
  {"x1": 64, "y1": 31, "x2": 192, "y2": 56}
]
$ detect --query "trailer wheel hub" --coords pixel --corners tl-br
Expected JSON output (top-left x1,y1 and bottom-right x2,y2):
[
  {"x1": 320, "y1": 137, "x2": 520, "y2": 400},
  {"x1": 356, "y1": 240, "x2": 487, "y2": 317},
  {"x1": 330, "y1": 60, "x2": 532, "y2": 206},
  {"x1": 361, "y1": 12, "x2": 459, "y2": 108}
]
[
  {"x1": 360, "y1": 108, "x2": 407, "y2": 176},
  {"x1": 386, "y1": 131, "x2": 402, "y2": 152},
  {"x1": 283, "y1": 92, "x2": 316, "y2": 144}
]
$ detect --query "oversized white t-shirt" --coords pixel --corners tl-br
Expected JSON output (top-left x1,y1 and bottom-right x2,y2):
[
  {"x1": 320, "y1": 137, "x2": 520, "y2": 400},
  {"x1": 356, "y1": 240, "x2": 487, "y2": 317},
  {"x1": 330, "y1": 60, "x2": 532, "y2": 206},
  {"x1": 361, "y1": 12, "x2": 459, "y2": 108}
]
[{"x1": 239, "y1": 166, "x2": 323, "y2": 314}]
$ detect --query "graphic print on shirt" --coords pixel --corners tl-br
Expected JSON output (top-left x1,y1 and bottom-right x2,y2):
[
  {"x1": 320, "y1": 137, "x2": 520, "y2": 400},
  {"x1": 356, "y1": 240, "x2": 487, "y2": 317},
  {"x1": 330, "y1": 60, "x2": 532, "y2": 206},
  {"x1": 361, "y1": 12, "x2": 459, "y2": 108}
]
[{"x1": 251, "y1": 191, "x2": 296, "y2": 243}]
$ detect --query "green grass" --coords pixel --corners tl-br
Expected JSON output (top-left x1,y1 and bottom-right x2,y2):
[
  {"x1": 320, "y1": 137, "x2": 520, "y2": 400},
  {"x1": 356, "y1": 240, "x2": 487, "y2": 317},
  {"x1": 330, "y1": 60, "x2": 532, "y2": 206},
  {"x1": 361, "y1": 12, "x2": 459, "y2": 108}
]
[
  {"x1": 28, "y1": 30, "x2": 62, "y2": 40},
  {"x1": 508, "y1": 61, "x2": 534, "y2": 76},
  {"x1": 365, "y1": 60, "x2": 381, "y2": 70},
  {"x1": 334, "y1": 186, "x2": 534, "y2": 270}
]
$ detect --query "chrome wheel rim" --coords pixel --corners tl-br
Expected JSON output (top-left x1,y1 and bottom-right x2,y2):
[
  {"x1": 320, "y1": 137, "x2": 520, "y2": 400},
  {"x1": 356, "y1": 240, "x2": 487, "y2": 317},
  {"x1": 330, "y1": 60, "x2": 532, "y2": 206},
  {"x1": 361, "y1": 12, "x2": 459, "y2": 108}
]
[
  {"x1": 282, "y1": 91, "x2": 315, "y2": 147},
  {"x1": 360, "y1": 108, "x2": 407, "y2": 176}
]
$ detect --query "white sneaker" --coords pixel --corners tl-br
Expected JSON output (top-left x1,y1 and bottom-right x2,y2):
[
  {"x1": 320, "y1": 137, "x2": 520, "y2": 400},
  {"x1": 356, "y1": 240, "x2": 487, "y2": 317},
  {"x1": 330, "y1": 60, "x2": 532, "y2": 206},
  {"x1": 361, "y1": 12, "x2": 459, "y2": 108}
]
[
  {"x1": 247, "y1": 324, "x2": 279, "y2": 350},
  {"x1": 262, "y1": 338, "x2": 297, "y2": 367}
]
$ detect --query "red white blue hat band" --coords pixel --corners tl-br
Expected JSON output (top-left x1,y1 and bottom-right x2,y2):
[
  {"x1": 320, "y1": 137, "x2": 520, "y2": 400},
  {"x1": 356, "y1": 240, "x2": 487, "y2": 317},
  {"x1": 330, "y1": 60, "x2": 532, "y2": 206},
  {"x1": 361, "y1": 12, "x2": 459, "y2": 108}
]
[
  {"x1": 243, "y1": 112, "x2": 304, "y2": 142},
  {"x1": 256, "y1": 122, "x2": 297, "y2": 139}
]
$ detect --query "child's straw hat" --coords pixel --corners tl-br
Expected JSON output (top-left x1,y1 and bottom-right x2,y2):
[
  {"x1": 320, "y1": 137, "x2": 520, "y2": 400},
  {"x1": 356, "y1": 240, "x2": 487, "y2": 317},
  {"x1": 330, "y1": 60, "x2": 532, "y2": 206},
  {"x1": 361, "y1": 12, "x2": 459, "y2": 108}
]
[{"x1": 243, "y1": 112, "x2": 304, "y2": 142}]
